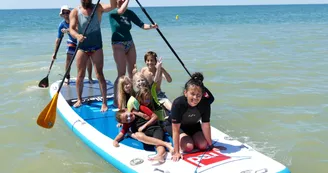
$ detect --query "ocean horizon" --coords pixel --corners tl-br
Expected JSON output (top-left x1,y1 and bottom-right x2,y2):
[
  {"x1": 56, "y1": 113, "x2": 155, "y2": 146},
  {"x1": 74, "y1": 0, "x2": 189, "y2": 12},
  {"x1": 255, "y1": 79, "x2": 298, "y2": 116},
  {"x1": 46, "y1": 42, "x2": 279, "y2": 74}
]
[
  {"x1": 1, "y1": 3, "x2": 328, "y2": 10},
  {"x1": 1, "y1": 4, "x2": 328, "y2": 173}
]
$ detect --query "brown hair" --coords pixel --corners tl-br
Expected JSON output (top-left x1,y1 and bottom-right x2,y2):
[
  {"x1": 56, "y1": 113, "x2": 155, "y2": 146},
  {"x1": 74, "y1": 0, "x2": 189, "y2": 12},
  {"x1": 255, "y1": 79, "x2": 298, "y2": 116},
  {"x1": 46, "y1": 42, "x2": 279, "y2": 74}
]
[
  {"x1": 135, "y1": 86, "x2": 154, "y2": 110},
  {"x1": 184, "y1": 72, "x2": 205, "y2": 93},
  {"x1": 144, "y1": 51, "x2": 158, "y2": 64},
  {"x1": 115, "y1": 109, "x2": 126, "y2": 123}
]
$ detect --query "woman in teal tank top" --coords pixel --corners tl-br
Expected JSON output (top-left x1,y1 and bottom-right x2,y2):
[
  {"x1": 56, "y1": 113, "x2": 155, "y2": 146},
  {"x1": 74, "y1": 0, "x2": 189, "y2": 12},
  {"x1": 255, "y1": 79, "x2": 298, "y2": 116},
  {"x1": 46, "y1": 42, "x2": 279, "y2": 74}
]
[{"x1": 109, "y1": 0, "x2": 158, "y2": 106}]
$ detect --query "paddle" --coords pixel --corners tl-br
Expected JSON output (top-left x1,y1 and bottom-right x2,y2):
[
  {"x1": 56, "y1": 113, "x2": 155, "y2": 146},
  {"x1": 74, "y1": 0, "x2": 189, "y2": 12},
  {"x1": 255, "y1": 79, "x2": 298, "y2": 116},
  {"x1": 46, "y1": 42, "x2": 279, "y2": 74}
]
[
  {"x1": 135, "y1": 0, "x2": 192, "y2": 77},
  {"x1": 38, "y1": 33, "x2": 64, "y2": 88},
  {"x1": 135, "y1": 0, "x2": 214, "y2": 102},
  {"x1": 37, "y1": 0, "x2": 101, "y2": 129}
]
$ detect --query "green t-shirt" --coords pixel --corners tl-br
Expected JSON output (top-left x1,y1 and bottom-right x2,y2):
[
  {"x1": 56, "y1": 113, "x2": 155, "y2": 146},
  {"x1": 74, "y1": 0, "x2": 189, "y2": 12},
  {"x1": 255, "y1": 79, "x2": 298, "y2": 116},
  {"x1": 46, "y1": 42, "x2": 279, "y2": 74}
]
[{"x1": 109, "y1": 9, "x2": 144, "y2": 42}]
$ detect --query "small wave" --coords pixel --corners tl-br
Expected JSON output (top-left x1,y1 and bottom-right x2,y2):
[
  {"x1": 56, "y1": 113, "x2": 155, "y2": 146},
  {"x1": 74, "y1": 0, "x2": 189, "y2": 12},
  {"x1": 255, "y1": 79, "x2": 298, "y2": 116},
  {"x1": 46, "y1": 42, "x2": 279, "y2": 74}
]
[
  {"x1": 25, "y1": 85, "x2": 44, "y2": 92},
  {"x1": 0, "y1": 125, "x2": 16, "y2": 129}
]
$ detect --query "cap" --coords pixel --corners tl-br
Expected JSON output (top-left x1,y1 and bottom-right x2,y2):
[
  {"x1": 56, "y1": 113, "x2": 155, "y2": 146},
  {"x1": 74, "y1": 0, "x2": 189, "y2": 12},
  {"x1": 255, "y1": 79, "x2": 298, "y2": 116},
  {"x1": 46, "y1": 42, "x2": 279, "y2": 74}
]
[{"x1": 59, "y1": 5, "x2": 70, "y2": 15}]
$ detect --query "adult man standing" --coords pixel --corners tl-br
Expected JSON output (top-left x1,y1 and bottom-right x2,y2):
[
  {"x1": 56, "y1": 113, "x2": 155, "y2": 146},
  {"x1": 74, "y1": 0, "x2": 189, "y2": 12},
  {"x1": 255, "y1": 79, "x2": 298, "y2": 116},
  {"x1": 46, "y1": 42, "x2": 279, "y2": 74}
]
[
  {"x1": 53, "y1": 5, "x2": 93, "y2": 86},
  {"x1": 69, "y1": 0, "x2": 116, "y2": 112}
]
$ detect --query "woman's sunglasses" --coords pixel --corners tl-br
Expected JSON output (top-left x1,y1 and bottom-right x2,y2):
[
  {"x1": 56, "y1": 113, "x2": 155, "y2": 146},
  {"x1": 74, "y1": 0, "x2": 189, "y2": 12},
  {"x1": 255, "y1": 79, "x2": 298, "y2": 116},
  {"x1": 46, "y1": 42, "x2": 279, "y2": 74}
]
[
  {"x1": 126, "y1": 113, "x2": 132, "y2": 123},
  {"x1": 62, "y1": 11, "x2": 70, "y2": 15}
]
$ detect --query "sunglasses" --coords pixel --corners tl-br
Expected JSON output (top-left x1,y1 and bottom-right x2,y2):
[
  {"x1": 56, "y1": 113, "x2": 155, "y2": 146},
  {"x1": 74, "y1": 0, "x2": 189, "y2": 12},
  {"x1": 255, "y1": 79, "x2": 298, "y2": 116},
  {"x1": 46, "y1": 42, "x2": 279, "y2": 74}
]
[
  {"x1": 126, "y1": 113, "x2": 132, "y2": 123},
  {"x1": 62, "y1": 11, "x2": 70, "y2": 15}
]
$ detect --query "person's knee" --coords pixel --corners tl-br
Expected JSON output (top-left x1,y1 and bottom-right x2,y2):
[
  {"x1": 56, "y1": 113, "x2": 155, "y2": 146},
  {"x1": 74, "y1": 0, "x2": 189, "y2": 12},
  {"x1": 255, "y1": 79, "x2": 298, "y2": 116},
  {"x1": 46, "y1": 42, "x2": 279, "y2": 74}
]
[
  {"x1": 134, "y1": 132, "x2": 144, "y2": 140},
  {"x1": 197, "y1": 141, "x2": 208, "y2": 150},
  {"x1": 181, "y1": 143, "x2": 194, "y2": 152},
  {"x1": 117, "y1": 70, "x2": 126, "y2": 77},
  {"x1": 180, "y1": 136, "x2": 194, "y2": 152},
  {"x1": 94, "y1": 69, "x2": 105, "y2": 80},
  {"x1": 77, "y1": 70, "x2": 86, "y2": 78},
  {"x1": 95, "y1": 72, "x2": 104, "y2": 80},
  {"x1": 66, "y1": 56, "x2": 72, "y2": 62}
]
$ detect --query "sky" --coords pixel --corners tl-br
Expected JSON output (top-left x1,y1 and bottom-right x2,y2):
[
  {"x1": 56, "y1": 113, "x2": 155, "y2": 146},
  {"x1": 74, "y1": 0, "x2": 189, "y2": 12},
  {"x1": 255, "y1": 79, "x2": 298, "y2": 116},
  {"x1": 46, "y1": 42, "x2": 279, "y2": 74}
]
[{"x1": 1, "y1": 0, "x2": 328, "y2": 9}]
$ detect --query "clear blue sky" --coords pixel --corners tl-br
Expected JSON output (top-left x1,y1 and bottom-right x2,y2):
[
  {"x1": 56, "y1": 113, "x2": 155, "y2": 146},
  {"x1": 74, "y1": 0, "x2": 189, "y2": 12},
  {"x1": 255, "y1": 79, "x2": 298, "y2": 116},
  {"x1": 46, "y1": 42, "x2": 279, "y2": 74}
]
[{"x1": 2, "y1": 0, "x2": 328, "y2": 9}]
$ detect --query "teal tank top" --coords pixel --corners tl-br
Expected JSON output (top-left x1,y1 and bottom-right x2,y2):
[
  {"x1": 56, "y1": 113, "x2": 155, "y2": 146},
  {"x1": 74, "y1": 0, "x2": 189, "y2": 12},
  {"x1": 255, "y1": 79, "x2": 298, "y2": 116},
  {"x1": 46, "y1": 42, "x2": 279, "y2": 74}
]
[{"x1": 77, "y1": 4, "x2": 103, "y2": 51}]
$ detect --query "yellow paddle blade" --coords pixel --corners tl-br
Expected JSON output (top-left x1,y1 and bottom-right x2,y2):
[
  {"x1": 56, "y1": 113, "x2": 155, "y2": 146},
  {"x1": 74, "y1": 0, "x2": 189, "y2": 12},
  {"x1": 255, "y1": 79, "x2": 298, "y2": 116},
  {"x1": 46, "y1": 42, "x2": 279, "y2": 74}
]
[{"x1": 37, "y1": 93, "x2": 59, "y2": 129}]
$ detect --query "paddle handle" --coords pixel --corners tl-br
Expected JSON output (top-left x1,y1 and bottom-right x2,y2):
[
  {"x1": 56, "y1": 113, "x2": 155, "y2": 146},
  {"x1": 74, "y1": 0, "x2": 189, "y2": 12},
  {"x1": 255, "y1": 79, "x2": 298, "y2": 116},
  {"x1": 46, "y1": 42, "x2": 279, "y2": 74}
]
[
  {"x1": 57, "y1": 0, "x2": 101, "y2": 93},
  {"x1": 135, "y1": 0, "x2": 192, "y2": 77}
]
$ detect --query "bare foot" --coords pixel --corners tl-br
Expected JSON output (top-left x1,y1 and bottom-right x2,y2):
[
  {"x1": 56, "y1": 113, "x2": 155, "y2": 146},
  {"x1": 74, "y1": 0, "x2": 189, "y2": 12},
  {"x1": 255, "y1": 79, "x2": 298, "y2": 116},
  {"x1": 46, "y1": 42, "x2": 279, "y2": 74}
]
[
  {"x1": 148, "y1": 153, "x2": 166, "y2": 165},
  {"x1": 88, "y1": 78, "x2": 94, "y2": 84},
  {"x1": 101, "y1": 104, "x2": 108, "y2": 112},
  {"x1": 73, "y1": 100, "x2": 82, "y2": 108},
  {"x1": 165, "y1": 142, "x2": 174, "y2": 154}
]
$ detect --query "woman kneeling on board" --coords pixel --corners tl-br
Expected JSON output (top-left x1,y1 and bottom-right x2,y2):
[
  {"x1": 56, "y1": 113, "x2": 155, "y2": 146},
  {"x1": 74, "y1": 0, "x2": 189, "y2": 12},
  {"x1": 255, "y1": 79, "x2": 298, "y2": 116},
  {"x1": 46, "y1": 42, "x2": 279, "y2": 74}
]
[{"x1": 165, "y1": 72, "x2": 216, "y2": 162}]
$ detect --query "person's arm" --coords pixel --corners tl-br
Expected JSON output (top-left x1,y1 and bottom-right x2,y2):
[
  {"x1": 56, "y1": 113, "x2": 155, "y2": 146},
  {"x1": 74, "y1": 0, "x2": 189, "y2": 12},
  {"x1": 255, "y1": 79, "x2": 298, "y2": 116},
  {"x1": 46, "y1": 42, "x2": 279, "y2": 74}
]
[
  {"x1": 153, "y1": 58, "x2": 162, "y2": 84},
  {"x1": 203, "y1": 86, "x2": 215, "y2": 104},
  {"x1": 129, "y1": 10, "x2": 158, "y2": 30},
  {"x1": 132, "y1": 110, "x2": 150, "y2": 120},
  {"x1": 142, "y1": 23, "x2": 158, "y2": 30},
  {"x1": 170, "y1": 98, "x2": 183, "y2": 161},
  {"x1": 161, "y1": 67, "x2": 172, "y2": 83},
  {"x1": 100, "y1": 0, "x2": 117, "y2": 13},
  {"x1": 138, "y1": 113, "x2": 157, "y2": 132},
  {"x1": 201, "y1": 122, "x2": 212, "y2": 146},
  {"x1": 113, "y1": 132, "x2": 124, "y2": 147},
  {"x1": 172, "y1": 123, "x2": 181, "y2": 151},
  {"x1": 69, "y1": 8, "x2": 85, "y2": 42},
  {"x1": 113, "y1": 123, "x2": 129, "y2": 147},
  {"x1": 138, "y1": 105, "x2": 158, "y2": 132},
  {"x1": 200, "y1": 100, "x2": 212, "y2": 146},
  {"x1": 53, "y1": 24, "x2": 64, "y2": 59},
  {"x1": 117, "y1": 0, "x2": 129, "y2": 14},
  {"x1": 52, "y1": 38, "x2": 61, "y2": 60}
]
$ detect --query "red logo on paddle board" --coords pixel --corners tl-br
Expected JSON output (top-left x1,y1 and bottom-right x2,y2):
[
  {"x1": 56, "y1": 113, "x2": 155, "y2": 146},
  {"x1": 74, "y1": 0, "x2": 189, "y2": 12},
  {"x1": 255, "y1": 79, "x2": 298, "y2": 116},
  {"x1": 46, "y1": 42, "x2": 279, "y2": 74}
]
[{"x1": 183, "y1": 148, "x2": 230, "y2": 167}]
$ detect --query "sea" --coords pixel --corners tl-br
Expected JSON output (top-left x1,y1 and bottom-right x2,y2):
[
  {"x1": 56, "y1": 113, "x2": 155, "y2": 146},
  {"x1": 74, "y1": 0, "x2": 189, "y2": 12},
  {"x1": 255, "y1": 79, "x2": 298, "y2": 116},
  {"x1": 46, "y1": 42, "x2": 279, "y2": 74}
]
[{"x1": 1, "y1": 4, "x2": 328, "y2": 173}]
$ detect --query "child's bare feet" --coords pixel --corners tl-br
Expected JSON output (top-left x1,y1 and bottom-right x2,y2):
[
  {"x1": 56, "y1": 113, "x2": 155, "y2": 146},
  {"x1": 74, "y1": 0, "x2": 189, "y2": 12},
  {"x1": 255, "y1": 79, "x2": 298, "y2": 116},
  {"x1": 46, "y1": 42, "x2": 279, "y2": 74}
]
[{"x1": 148, "y1": 153, "x2": 166, "y2": 165}]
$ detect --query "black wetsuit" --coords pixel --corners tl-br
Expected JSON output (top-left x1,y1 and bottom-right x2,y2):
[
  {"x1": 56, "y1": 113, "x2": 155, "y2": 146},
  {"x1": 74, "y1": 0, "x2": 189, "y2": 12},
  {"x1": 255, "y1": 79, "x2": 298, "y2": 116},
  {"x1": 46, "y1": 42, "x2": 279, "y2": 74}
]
[{"x1": 165, "y1": 87, "x2": 213, "y2": 136}]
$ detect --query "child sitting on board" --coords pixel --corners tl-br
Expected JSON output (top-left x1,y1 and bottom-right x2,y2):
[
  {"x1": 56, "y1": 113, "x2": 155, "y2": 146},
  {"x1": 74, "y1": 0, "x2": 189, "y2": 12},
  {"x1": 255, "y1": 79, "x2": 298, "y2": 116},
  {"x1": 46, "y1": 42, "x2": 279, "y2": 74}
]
[
  {"x1": 117, "y1": 75, "x2": 134, "y2": 110},
  {"x1": 113, "y1": 96, "x2": 172, "y2": 163},
  {"x1": 141, "y1": 51, "x2": 172, "y2": 111},
  {"x1": 132, "y1": 65, "x2": 167, "y2": 122}
]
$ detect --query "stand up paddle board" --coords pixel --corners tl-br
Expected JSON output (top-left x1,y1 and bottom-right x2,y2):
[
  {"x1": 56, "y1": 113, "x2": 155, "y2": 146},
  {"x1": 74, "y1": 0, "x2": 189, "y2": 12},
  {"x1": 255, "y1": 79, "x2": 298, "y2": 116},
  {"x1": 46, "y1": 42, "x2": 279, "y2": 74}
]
[{"x1": 49, "y1": 79, "x2": 290, "y2": 173}]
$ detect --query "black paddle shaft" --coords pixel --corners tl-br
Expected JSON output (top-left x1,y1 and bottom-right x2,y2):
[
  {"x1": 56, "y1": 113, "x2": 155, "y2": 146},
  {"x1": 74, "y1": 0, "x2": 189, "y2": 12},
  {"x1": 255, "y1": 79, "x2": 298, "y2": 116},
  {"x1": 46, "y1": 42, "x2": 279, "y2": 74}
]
[
  {"x1": 57, "y1": 0, "x2": 101, "y2": 93},
  {"x1": 38, "y1": 33, "x2": 64, "y2": 88},
  {"x1": 135, "y1": 0, "x2": 192, "y2": 78},
  {"x1": 47, "y1": 33, "x2": 64, "y2": 76}
]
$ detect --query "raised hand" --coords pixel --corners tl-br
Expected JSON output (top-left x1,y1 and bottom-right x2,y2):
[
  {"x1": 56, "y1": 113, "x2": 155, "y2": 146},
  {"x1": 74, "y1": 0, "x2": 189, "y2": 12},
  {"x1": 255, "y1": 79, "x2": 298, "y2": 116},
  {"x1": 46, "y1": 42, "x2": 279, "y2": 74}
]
[{"x1": 156, "y1": 57, "x2": 162, "y2": 69}]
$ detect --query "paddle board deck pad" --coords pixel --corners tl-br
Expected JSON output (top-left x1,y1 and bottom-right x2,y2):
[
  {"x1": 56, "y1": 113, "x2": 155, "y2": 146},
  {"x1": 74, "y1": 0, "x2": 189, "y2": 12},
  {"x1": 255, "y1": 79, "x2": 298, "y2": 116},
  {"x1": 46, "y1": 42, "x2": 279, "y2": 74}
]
[{"x1": 50, "y1": 79, "x2": 291, "y2": 173}]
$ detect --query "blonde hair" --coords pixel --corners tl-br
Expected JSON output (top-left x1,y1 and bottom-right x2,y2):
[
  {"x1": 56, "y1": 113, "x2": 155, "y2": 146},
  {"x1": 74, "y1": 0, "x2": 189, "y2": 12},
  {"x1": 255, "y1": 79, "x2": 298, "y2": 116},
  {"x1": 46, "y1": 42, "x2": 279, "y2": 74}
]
[
  {"x1": 117, "y1": 75, "x2": 134, "y2": 109},
  {"x1": 132, "y1": 72, "x2": 149, "y2": 93}
]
